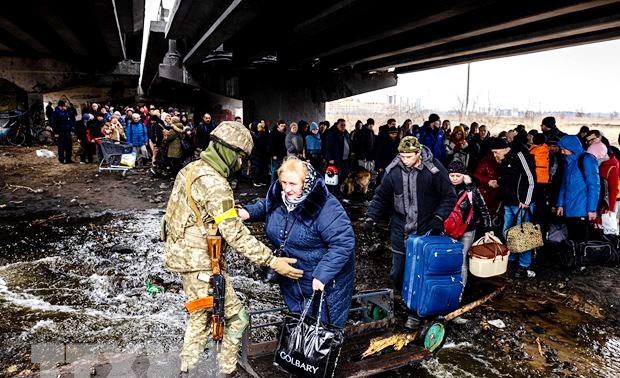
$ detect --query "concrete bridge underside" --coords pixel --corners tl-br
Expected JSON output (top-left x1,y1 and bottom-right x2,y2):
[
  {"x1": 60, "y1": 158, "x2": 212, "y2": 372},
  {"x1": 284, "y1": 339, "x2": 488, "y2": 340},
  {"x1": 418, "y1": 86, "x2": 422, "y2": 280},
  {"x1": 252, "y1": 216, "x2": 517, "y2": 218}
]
[
  {"x1": 0, "y1": 0, "x2": 144, "y2": 124},
  {"x1": 2, "y1": 0, "x2": 620, "y2": 127},
  {"x1": 142, "y1": 0, "x2": 620, "y2": 125}
]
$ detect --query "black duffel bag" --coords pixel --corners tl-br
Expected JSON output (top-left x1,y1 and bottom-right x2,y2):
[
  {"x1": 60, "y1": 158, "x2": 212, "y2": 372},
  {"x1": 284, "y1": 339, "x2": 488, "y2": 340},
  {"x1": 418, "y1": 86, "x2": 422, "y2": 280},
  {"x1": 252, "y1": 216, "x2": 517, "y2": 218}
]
[
  {"x1": 557, "y1": 224, "x2": 620, "y2": 268},
  {"x1": 559, "y1": 239, "x2": 620, "y2": 268},
  {"x1": 273, "y1": 291, "x2": 344, "y2": 378}
]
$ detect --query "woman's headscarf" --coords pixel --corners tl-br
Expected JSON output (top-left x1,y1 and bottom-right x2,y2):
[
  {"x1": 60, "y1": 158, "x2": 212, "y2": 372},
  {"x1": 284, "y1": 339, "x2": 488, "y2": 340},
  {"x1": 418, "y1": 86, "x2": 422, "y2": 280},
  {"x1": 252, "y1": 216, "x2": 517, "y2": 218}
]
[
  {"x1": 282, "y1": 161, "x2": 318, "y2": 212},
  {"x1": 587, "y1": 141, "x2": 609, "y2": 163}
]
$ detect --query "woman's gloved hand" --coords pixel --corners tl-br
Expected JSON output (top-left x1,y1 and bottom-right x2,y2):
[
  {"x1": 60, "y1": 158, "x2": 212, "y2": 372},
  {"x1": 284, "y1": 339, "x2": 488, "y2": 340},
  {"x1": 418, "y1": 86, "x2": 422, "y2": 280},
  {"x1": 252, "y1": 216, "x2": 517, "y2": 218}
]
[{"x1": 269, "y1": 257, "x2": 304, "y2": 280}]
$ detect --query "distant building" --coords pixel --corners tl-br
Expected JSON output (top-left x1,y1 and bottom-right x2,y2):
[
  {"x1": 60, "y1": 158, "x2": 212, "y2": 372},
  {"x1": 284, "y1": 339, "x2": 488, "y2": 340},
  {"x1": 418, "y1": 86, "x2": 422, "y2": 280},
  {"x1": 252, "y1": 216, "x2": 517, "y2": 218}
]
[
  {"x1": 327, "y1": 95, "x2": 423, "y2": 115},
  {"x1": 326, "y1": 97, "x2": 398, "y2": 115}
]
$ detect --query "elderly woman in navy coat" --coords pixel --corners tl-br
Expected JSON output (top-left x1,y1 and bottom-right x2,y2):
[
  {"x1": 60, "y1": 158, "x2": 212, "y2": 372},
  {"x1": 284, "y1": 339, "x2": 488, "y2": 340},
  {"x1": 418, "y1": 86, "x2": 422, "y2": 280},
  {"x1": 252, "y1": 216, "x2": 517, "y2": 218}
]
[{"x1": 238, "y1": 157, "x2": 355, "y2": 327}]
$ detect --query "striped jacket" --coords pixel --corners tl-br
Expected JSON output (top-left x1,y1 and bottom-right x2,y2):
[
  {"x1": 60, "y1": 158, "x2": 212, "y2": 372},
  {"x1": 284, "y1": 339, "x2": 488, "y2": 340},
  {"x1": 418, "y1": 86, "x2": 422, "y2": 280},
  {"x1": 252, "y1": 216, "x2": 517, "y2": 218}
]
[{"x1": 497, "y1": 143, "x2": 536, "y2": 206}]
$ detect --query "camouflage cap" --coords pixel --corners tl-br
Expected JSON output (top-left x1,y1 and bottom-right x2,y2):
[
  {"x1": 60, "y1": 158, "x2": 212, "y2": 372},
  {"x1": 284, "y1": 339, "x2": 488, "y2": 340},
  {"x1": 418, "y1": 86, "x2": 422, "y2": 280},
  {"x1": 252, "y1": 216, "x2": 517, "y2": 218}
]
[
  {"x1": 210, "y1": 121, "x2": 253, "y2": 156},
  {"x1": 398, "y1": 136, "x2": 422, "y2": 153}
]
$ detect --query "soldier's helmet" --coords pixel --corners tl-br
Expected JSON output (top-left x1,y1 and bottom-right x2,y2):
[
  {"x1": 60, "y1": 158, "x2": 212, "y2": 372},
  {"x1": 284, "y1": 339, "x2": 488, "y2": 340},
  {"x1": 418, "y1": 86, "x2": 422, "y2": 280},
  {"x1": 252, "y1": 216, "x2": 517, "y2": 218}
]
[{"x1": 210, "y1": 121, "x2": 253, "y2": 156}]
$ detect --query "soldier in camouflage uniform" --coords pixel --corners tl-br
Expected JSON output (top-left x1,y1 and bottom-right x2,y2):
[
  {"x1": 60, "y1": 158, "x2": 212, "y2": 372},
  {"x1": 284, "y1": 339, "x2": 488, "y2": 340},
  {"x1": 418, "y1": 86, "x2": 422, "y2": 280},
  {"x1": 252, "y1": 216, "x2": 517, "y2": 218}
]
[{"x1": 162, "y1": 121, "x2": 304, "y2": 376}]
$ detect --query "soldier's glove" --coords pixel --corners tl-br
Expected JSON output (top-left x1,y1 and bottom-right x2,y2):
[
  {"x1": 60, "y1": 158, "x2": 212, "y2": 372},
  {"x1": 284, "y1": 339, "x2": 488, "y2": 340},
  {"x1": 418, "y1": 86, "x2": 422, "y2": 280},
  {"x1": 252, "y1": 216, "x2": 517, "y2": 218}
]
[
  {"x1": 363, "y1": 218, "x2": 375, "y2": 236},
  {"x1": 429, "y1": 216, "x2": 444, "y2": 235},
  {"x1": 269, "y1": 257, "x2": 304, "y2": 280}
]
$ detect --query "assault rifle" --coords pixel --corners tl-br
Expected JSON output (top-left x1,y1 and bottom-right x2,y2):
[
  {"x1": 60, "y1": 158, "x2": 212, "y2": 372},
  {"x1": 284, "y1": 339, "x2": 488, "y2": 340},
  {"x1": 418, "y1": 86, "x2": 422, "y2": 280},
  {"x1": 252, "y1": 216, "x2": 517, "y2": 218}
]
[{"x1": 207, "y1": 236, "x2": 225, "y2": 345}]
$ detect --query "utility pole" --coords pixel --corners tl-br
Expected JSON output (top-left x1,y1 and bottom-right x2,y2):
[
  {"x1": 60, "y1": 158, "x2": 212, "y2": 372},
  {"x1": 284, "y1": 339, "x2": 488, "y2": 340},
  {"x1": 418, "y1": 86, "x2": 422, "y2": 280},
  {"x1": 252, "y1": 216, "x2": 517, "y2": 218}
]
[{"x1": 465, "y1": 63, "x2": 470, "y2": 116}]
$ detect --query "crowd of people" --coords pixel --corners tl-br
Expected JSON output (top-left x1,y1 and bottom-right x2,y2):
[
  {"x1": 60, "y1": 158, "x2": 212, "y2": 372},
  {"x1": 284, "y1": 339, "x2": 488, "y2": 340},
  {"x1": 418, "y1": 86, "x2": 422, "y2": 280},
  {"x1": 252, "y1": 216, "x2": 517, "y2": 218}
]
[
  {"x1": 48, "y1": 101, "x2": 200, "y2": 175},
  {"x1": 373, "y1": 114, "x2": 619, "y2": 282},
  {"x1": 49, "y1": 100, "x2": 620, "y2": 259},
  {"x1": 48, "y1": 99, "x2": 618, "y2": 376},
  {"x1": 157, "y1": 111, "x2": 620, "y2": 376},
  {"x1": 49, "y1": 100, "x2": 619, "y2": 257}
]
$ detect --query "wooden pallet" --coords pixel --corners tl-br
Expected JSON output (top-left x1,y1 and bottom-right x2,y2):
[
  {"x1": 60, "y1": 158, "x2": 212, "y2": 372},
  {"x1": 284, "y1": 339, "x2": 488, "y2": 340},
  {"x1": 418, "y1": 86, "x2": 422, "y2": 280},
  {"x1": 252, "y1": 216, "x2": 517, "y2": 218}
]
[{"x1": 239, "y1": 318, "x2": 432, "y2": 378}]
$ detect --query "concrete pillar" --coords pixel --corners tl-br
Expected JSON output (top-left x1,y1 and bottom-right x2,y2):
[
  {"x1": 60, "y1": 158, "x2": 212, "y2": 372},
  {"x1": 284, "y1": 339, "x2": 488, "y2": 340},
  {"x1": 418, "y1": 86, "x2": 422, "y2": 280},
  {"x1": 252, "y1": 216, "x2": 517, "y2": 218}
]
[
  {"x1": 241, "y1": 71, "x2": 325, "y2": 130},
  {"x1": 240, "y1": 70, "x2": 397, "y2": 129},
  {"x1": 162, "y1": 40, "x2": 182, "y2": 67}
]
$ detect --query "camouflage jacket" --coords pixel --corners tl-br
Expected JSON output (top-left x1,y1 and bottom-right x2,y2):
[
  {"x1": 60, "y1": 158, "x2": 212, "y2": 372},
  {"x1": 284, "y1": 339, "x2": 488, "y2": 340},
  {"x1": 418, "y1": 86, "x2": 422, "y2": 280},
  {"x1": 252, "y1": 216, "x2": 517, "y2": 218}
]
[{"x1": 163, "y1": 160, "x2": 273, "y2": 272}]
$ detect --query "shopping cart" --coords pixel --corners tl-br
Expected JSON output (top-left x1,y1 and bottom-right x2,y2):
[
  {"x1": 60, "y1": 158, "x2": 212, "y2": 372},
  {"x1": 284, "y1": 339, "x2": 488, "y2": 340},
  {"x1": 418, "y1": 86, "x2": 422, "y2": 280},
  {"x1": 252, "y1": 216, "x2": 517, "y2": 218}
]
[{"x1": 96, "y1": 139, "x2": 134, "y2": 176}]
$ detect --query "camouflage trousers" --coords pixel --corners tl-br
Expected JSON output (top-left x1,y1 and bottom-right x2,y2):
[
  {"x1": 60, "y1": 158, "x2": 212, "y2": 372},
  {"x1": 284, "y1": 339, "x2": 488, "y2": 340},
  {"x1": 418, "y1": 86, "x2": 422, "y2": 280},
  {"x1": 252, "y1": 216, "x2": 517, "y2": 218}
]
[{"x1": 180, "y1": 271, "x2": 249, "y2": 374}]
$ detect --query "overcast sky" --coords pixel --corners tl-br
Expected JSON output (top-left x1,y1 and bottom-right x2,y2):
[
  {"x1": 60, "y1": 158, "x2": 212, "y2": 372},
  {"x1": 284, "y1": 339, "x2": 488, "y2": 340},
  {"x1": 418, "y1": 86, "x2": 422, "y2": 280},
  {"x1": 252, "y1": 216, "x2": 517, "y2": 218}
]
[
  {"x1": 353, "y1": 39, "x2": 620, "y2": 114},
  {"x1": 140, "y1": 0, "x2": 175, "y2": 85}
]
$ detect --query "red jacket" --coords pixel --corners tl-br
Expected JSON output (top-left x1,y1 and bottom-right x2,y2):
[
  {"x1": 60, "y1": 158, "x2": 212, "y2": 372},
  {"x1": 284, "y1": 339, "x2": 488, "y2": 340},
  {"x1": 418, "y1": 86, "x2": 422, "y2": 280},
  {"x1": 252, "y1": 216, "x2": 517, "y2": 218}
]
[{"x1": 473, "y1": 152, "x2": 502, "y2": 216}]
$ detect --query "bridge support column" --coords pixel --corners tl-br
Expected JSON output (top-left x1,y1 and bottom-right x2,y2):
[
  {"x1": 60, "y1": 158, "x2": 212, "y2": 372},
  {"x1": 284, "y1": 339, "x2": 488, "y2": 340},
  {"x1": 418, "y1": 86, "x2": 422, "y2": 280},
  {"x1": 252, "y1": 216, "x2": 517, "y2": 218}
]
[
  {"x1": 240, "y1": 70, "x2": 397, "y2": 128},
  {"x1": 240, "y1": 71, "x2": 324, "y2": 128}
]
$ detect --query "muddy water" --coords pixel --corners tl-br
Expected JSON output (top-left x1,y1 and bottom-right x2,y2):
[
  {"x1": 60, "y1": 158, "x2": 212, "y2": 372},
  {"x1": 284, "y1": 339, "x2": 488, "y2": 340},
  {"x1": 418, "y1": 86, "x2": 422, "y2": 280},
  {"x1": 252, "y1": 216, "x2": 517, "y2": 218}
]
[
  {"x1": 0, "y1": 208, "x2": 618, "y2": 377},
  {"x1": 0, "y1": 210, "x2": 287, "y2": 377},
  {"x1": 0, "y1": 211, "x2": 185, "y2": 372}
]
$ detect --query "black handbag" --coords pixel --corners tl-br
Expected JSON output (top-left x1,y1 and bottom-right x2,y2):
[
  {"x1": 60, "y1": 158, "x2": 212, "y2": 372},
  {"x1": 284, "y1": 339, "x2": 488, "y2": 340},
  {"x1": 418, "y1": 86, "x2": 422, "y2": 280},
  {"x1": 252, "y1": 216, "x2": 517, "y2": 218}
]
[
  {"x1": 260, "y1": 247, "x2": 281, "y2": 283},
  {"x1": 273, "y1": 291, "x2": 344, "y2": 378},
  {"x1": 180, "y1": 136, "x2": 192, "y2": 154}
]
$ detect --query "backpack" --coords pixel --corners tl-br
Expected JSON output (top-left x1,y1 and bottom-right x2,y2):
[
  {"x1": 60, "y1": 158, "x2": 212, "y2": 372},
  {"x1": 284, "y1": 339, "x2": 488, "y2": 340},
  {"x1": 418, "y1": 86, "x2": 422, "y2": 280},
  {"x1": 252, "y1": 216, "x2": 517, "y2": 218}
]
[
  {"x1": 577, "y1": 153, "x2": 608, "y2": 211},
  {"x1": 443, "y1": 190, "x2": 474, "y2": 239}
]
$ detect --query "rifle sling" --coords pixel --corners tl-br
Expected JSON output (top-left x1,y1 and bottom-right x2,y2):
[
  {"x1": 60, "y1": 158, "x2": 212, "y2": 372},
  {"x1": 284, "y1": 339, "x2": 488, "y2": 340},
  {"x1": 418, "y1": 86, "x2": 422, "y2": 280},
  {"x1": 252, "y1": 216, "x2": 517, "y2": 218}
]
[
  {"x1": 185, "y1": 162, "x2": 217, "y2": 237},
  {"x1": 185, "y1": 162, "x2": 221, "y2": 274}
]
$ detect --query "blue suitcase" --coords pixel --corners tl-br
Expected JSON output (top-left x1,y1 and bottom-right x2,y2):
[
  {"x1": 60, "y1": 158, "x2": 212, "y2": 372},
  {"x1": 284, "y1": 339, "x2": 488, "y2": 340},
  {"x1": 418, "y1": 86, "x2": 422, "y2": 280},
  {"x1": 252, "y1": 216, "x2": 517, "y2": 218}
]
[{"x1": 402, "y1": 234, "x2": 464, "y2": 317}]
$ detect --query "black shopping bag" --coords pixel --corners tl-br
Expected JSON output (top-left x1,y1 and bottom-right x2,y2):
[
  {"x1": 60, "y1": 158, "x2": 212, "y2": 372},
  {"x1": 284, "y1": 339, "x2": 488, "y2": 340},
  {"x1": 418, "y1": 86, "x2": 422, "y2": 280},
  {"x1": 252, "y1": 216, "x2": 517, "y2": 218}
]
[{"x1": 273, "y1": 291, "x2": 344, "y2": 378}]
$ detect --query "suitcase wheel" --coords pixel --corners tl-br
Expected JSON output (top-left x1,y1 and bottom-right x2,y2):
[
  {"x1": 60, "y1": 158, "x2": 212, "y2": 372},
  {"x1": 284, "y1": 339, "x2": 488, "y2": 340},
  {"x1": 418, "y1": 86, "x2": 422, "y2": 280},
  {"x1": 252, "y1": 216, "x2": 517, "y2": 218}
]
[
  {"x1": 418, "y1": 320, "x2": 446, "y2": 352},
  {"x1": 370, "y1": 304, "x2": 389, "y2": 320}
]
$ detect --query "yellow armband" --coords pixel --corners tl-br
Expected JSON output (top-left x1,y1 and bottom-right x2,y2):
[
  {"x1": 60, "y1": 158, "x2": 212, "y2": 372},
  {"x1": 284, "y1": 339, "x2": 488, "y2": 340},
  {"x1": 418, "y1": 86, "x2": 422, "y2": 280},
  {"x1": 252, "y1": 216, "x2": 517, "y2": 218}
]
[{"x1": 214, "y1": 208, "x2": 237, "y2": 224}]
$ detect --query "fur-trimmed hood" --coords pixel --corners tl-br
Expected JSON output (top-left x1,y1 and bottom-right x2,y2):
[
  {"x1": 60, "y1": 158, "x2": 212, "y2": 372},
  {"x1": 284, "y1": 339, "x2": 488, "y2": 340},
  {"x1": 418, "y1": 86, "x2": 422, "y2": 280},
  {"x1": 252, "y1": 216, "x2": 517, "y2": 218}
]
[{"x1": 171, "y1": 122, "x2": 185, "y2": 134}]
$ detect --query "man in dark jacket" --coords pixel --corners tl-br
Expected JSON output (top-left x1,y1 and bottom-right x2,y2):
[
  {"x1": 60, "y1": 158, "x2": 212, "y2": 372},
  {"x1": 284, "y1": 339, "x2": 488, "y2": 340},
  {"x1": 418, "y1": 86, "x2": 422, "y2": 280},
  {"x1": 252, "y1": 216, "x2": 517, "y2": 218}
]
[
  {"x1": 364, "y1": 136, "x2": 456, "y2": 328},
  {"x1": 51, "y1": 100, "x2": 75, "y2": 164},
  {"x1": 45, "y1": 101, "x2": 54, "y2": 121},
  {"x1": 468, "y1": 124, "x2": 491, "y2": 171},
  {"x1": 355, "y1": 118, "x2": 376, "y2": 171},
  {"x1": 377, "y1": 118, "x2": 396, "y2": 139},
  {"x1": 489, "y1": 138, "x2": 537, "y2": 278},
  {"x1": 540, "y1": 116, "x2": 566, "y2": 140},
  {"x1": 195, "y1": 112, "x2": 216, "y2": 151},
  {"x1": 319, "y1": 120, "x2": 330, "y2": 159},
  {"x1": 325, "y1": 118, "x2": 351, "y2": 195},
  {"x1": 269, "y1": 120, "x2": 287, "y2": 182},
  {"x1": 375, "y1": 125, "x2": 400, "y2": 184}
]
